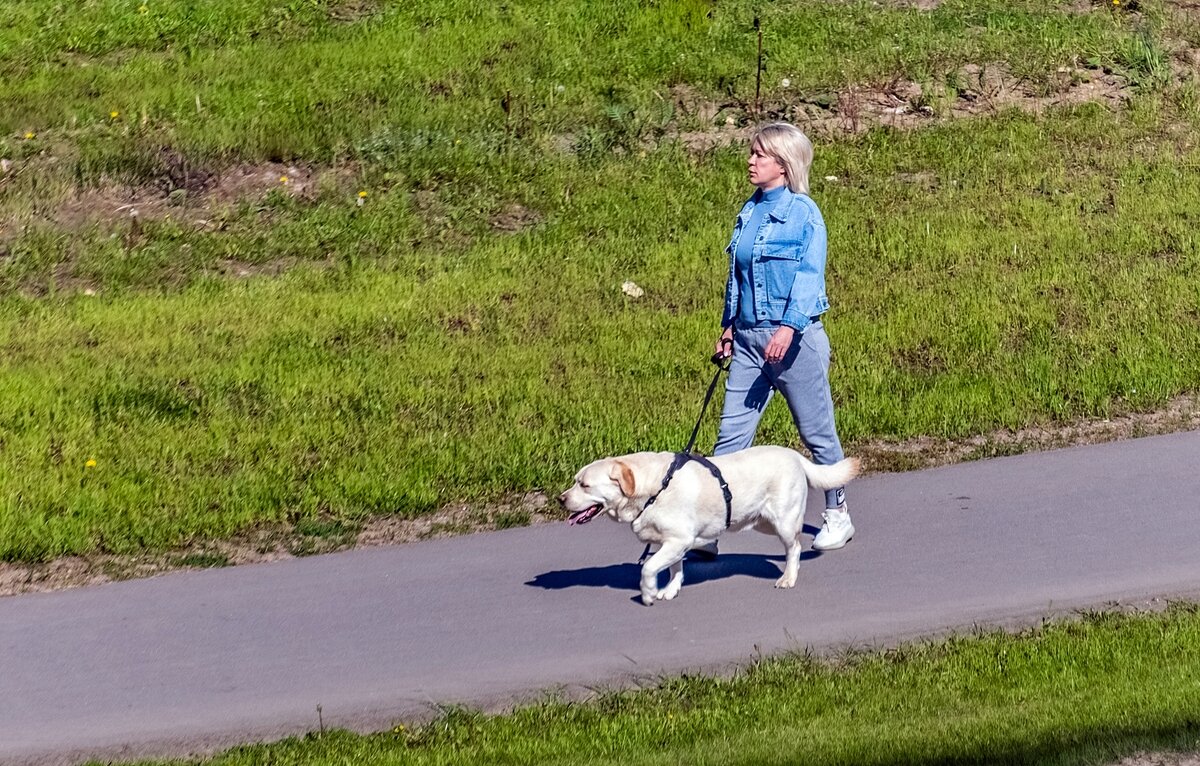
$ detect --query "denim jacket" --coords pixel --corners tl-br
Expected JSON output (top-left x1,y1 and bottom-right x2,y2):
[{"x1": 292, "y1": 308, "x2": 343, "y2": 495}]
[{"x1": 721, "y1": 187, "x2": 830, "y2": 332}]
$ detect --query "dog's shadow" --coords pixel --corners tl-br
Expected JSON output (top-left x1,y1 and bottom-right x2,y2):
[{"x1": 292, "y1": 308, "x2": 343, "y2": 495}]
[{"x1": 527, "y1": 525, "x2": 824, "y2": 593}]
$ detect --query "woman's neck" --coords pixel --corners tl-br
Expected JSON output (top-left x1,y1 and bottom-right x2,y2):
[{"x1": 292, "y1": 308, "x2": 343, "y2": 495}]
[{"x1": 758, "y1": 182, "x2": 788, "y2": 199}]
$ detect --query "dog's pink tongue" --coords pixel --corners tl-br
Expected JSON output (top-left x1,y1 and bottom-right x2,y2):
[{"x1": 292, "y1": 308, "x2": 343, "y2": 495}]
[{"x1": 567, "y1": 506, "x2": 597, "y2": 526}]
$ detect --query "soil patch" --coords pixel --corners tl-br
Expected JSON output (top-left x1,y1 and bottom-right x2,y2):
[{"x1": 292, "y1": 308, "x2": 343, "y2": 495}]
[
  {"x1": 673, "y1": 62, "x2": 1132, "y2": 151},
  {"x1": 3, "y1": 396, "x2": 1197, "y2": 597},
  {"x1": 1116, "y1": 754, "x2": 1200, "y2": 766},
  {"x1": 55, "y1": 161, "x2": 352, "y2": 232},
  {"x1": 490, "y1": 201, "x2": 543, "y2": 233}
]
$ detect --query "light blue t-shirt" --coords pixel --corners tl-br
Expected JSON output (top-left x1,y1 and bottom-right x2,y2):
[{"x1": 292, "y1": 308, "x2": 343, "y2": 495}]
[{"x1": 733, "y1": 184, "x2": 787, "y2": 328}]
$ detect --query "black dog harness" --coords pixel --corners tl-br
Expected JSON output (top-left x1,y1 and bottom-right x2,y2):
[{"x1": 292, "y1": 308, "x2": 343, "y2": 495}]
[{"x1": 641, "y1": 451, "x2": 734, "y2": 528}]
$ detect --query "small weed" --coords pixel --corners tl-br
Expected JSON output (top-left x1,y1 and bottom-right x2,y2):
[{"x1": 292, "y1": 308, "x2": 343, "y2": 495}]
[
  {"x1": 492, "y1": 510, "x2": 530, "y2": 530},
  {"x1": 964, "y1": 441, "x2": 1029, "y2": 461},
  {"x1": 294, "y1": 518, "x2": 356, "y2": 541},
  {"x1": 1118, "y1": 30, "x2": 1173, "y2": 91},
  {"x1": 176, "y1": 551, "x2": 230, "y2": 569},
  {"x1": 285, "y1": 517, "x2": 360, "y2": 556}
]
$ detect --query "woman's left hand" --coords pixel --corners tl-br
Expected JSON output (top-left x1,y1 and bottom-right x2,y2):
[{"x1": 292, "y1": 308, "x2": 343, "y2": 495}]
[{"x1": 764, "y1": 326, "x2": 795, "y2": 364}]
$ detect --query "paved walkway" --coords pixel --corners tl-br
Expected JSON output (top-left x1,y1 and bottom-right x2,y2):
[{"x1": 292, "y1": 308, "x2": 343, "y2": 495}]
[{"x1": 3, "y1": 431, "x2": 1200, "y2": 765}]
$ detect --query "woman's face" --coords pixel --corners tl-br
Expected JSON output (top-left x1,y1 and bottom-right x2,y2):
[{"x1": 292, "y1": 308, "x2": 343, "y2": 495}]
[{"x1": 748, "y1": 141, "x2": 786, "y2": 190}]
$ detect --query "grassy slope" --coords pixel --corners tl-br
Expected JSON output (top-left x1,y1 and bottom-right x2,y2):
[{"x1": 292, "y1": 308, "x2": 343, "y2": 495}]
[
  {"x1": 123, "y1": 606, "x2": 1200, "y2": 766},
  {"x1": 1, "y1": 1, "x2": 1198, "y2": 560}
]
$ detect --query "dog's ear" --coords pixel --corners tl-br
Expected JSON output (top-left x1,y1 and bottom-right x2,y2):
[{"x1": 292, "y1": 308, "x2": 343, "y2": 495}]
[{"x1": 609, "y1": 460, "x2": 636, "y2": 497}]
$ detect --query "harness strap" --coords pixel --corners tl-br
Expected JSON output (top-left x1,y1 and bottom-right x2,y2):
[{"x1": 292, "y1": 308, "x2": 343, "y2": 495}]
[
  {"x1": 690, "y1": 453, "x2": 734, "y2": 528},
  {"x1": 641, "y1": 452, "x2": 691, "y2": 515},
  {"x1": 640, "y1": 452, "x2": 734, "y2": 529}
]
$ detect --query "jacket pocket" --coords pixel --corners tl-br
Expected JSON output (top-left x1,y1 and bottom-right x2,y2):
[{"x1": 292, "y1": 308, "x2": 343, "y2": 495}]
[{"x1": 759, "y1": 248, "x2": 802, "y2": 303}]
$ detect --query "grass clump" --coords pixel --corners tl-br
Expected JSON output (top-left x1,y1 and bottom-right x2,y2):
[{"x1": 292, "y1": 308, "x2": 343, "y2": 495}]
[{"x1": 175, "y1": 551, "x2": 230, "y2": 569}]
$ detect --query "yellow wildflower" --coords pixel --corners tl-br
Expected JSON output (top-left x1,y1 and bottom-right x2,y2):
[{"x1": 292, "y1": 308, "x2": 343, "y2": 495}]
[
  {"x1": 280, "y1": 175, "x2": 288, "y2": 184},
  {"x1": 24, "y1": 131, "x2": 35, "y2": 139},
  {"x1": 85, "y1": 458, "x2": 97, "y2": 468},
  {"x1": 110, "y1": 110, "x2": 120, "y2": 119}
]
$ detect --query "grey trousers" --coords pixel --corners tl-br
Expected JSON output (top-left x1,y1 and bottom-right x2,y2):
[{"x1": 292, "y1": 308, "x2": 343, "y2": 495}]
[{"x1": 713, "y1": 322, "x2": 847, "y2": 509}]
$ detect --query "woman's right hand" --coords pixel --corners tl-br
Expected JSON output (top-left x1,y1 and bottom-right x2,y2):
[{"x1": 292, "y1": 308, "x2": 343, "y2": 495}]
[{"x1": 714, "y1": 327, "x2": 734, "y2": 360}]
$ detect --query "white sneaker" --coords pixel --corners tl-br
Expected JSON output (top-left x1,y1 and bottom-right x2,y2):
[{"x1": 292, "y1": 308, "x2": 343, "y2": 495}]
[{"x1": 812, "y1": 507, "x2": 854, "y2": 551}]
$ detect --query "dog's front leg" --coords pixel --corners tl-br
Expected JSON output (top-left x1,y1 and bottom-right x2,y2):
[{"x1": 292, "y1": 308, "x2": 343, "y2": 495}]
[
  {"x1": 639, "y1": 541, "x2": 689, "y2": 606},
  {"x1": 659, "y1": 558, "x2": 684, "y2": 601}
]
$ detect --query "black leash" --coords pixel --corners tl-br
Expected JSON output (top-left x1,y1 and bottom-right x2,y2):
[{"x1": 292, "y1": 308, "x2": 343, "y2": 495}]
[
  {"x1": 637, "y1": 341, "x2": 734, "y2": 564},
  {"x1": 683, "y1": 341, "x2": 733, "y2": 454}
]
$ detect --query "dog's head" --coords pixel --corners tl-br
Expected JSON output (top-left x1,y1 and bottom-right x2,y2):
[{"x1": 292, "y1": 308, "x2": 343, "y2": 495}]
[{"x1": 558, "y1": 457, "x2": 641, "y2": 525}]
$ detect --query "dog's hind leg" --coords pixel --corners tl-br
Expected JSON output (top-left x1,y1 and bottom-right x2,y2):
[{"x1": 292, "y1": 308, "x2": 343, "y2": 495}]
[
  {"x1": 639, "y1": 541, "x2": 689, "y2": 606},
  {"x1": 773, "y1": 512, "x2": 804, "y2": 589}
]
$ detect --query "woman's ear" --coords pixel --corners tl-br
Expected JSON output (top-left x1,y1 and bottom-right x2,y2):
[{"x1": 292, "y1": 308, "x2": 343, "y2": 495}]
[{"x1": 609, "y1": 461, "x2": 636, "y2": 497}]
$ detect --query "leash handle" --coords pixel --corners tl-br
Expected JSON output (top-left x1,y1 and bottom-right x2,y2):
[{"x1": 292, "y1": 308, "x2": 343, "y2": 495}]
[{"x1": 710, "y1": 337, "x2": 733, "y2": 369}]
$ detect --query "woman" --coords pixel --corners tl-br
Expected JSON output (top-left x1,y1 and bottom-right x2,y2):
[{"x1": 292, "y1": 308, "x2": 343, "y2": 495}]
[{"x1": 701, "y1": 122, "x2": 853, "y2": 557}]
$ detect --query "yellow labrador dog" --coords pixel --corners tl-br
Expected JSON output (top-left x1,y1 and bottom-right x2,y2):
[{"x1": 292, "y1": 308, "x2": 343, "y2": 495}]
[{"x1": 560, "y1": 446, "x2": 859, "y2": 605}]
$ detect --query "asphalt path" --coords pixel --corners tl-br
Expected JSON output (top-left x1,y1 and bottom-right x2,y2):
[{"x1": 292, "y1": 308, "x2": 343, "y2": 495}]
[{"x1": 4, "y1": 430, "x2": 1200, "y2": 765}]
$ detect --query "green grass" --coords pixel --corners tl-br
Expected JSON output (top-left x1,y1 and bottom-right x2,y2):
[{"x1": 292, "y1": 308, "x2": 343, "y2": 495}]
[
  {"x1": 1, "y1": 1, "x2": 1199, "y2": 561},
  {"x1": 3, "y1": 98, "x2": 1200, "y2": 561},
  {"x1": 0, "y1": 0, "x2": 1146, "y2": 168},
  {"x1": 121, "y1": 605, "x2": 1200, "y2": 765}
]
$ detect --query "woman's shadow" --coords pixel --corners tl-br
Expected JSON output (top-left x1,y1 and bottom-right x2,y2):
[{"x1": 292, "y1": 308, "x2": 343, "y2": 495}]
[{"x1": 525, "y1": 524, "x2": 823, "y2": 593}]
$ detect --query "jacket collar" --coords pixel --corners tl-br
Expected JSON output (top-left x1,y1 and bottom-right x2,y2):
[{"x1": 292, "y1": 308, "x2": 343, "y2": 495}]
[
  {"x1": 767, "y1": 186, "x2": 800, "y2": 222},
  {"x1": 737, "y1": 186, "x2": 801, "y2": 224}
]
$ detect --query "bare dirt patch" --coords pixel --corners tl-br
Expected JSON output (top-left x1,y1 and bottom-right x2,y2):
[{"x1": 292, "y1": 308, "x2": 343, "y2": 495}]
[
  {"x1": 3, "y1": 398, "x2": 1197, "y2": 597},
  {"x1": 0, "y1": 155, "x2": 359, "y2": 291},
  {"x1": 490, "y1": 201, "x2": 543, "y2": 233},
  {"x1": 829, "y1": 0, "x2": 1100, "y2": 11},
  {"x1": 1115, "y1": 753, "x2": 1200, "y2": 766},
  {"x1": 673, "y1": 62, "x2": 1132, "y2": 151},
  {"x1": 328, "y1": 0, "x2": 380, "y2": 23},
  {"x1": 55, "y1": 161, "x2": 348, "y2": 232}
]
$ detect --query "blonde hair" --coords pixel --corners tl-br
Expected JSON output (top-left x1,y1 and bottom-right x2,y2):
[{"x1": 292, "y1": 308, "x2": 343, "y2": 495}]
[{"x1": 751, "y1": 122, "x2": 813, "y2": 195}]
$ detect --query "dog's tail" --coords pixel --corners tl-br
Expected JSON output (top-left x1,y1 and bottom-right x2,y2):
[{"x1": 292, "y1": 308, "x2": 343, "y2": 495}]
[{"x1": 800, "y1": 455, "x2": 861, "y2": 490}]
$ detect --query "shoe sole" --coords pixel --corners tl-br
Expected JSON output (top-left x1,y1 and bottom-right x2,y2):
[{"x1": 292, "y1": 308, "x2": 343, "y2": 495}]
[{"x1": 812, "y1": 534, "x2": 853, "y2": 552}]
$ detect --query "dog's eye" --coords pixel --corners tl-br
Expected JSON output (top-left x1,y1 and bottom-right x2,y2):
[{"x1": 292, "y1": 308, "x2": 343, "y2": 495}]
[{"x1": 578, "y1": 482, "x2": 589, "y2": 490}]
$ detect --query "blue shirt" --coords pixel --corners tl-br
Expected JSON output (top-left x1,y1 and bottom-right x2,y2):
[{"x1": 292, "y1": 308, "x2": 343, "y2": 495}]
[{"x1": 733, "y1": 184, "x2": 787, "y2": 329}]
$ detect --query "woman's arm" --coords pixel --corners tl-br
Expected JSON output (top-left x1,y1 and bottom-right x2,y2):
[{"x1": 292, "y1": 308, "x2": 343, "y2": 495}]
[{"x1": 781, "y1": 206, "x2": 828, "y2": 332}]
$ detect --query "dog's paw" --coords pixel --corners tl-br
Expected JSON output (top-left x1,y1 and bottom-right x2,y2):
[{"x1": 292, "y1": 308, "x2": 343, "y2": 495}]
[
  {"x1": 640, "y1": 591, "x2": 656, "y2": 606},
  {"x1": 774, "y1": 574, "x2": 798, "y2": 589},
  {"x1": 657, "y1": 584, "x2": 681, "y2": 601}
]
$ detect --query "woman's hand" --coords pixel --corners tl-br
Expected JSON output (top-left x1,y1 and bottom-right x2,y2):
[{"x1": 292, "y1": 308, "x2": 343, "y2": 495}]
[
  {"x1": 714, "y1": 327, "x2": 734, "y2": 360},
  {"x1": 764, "y1": 326, "x2": 795, "y2": 364}
]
